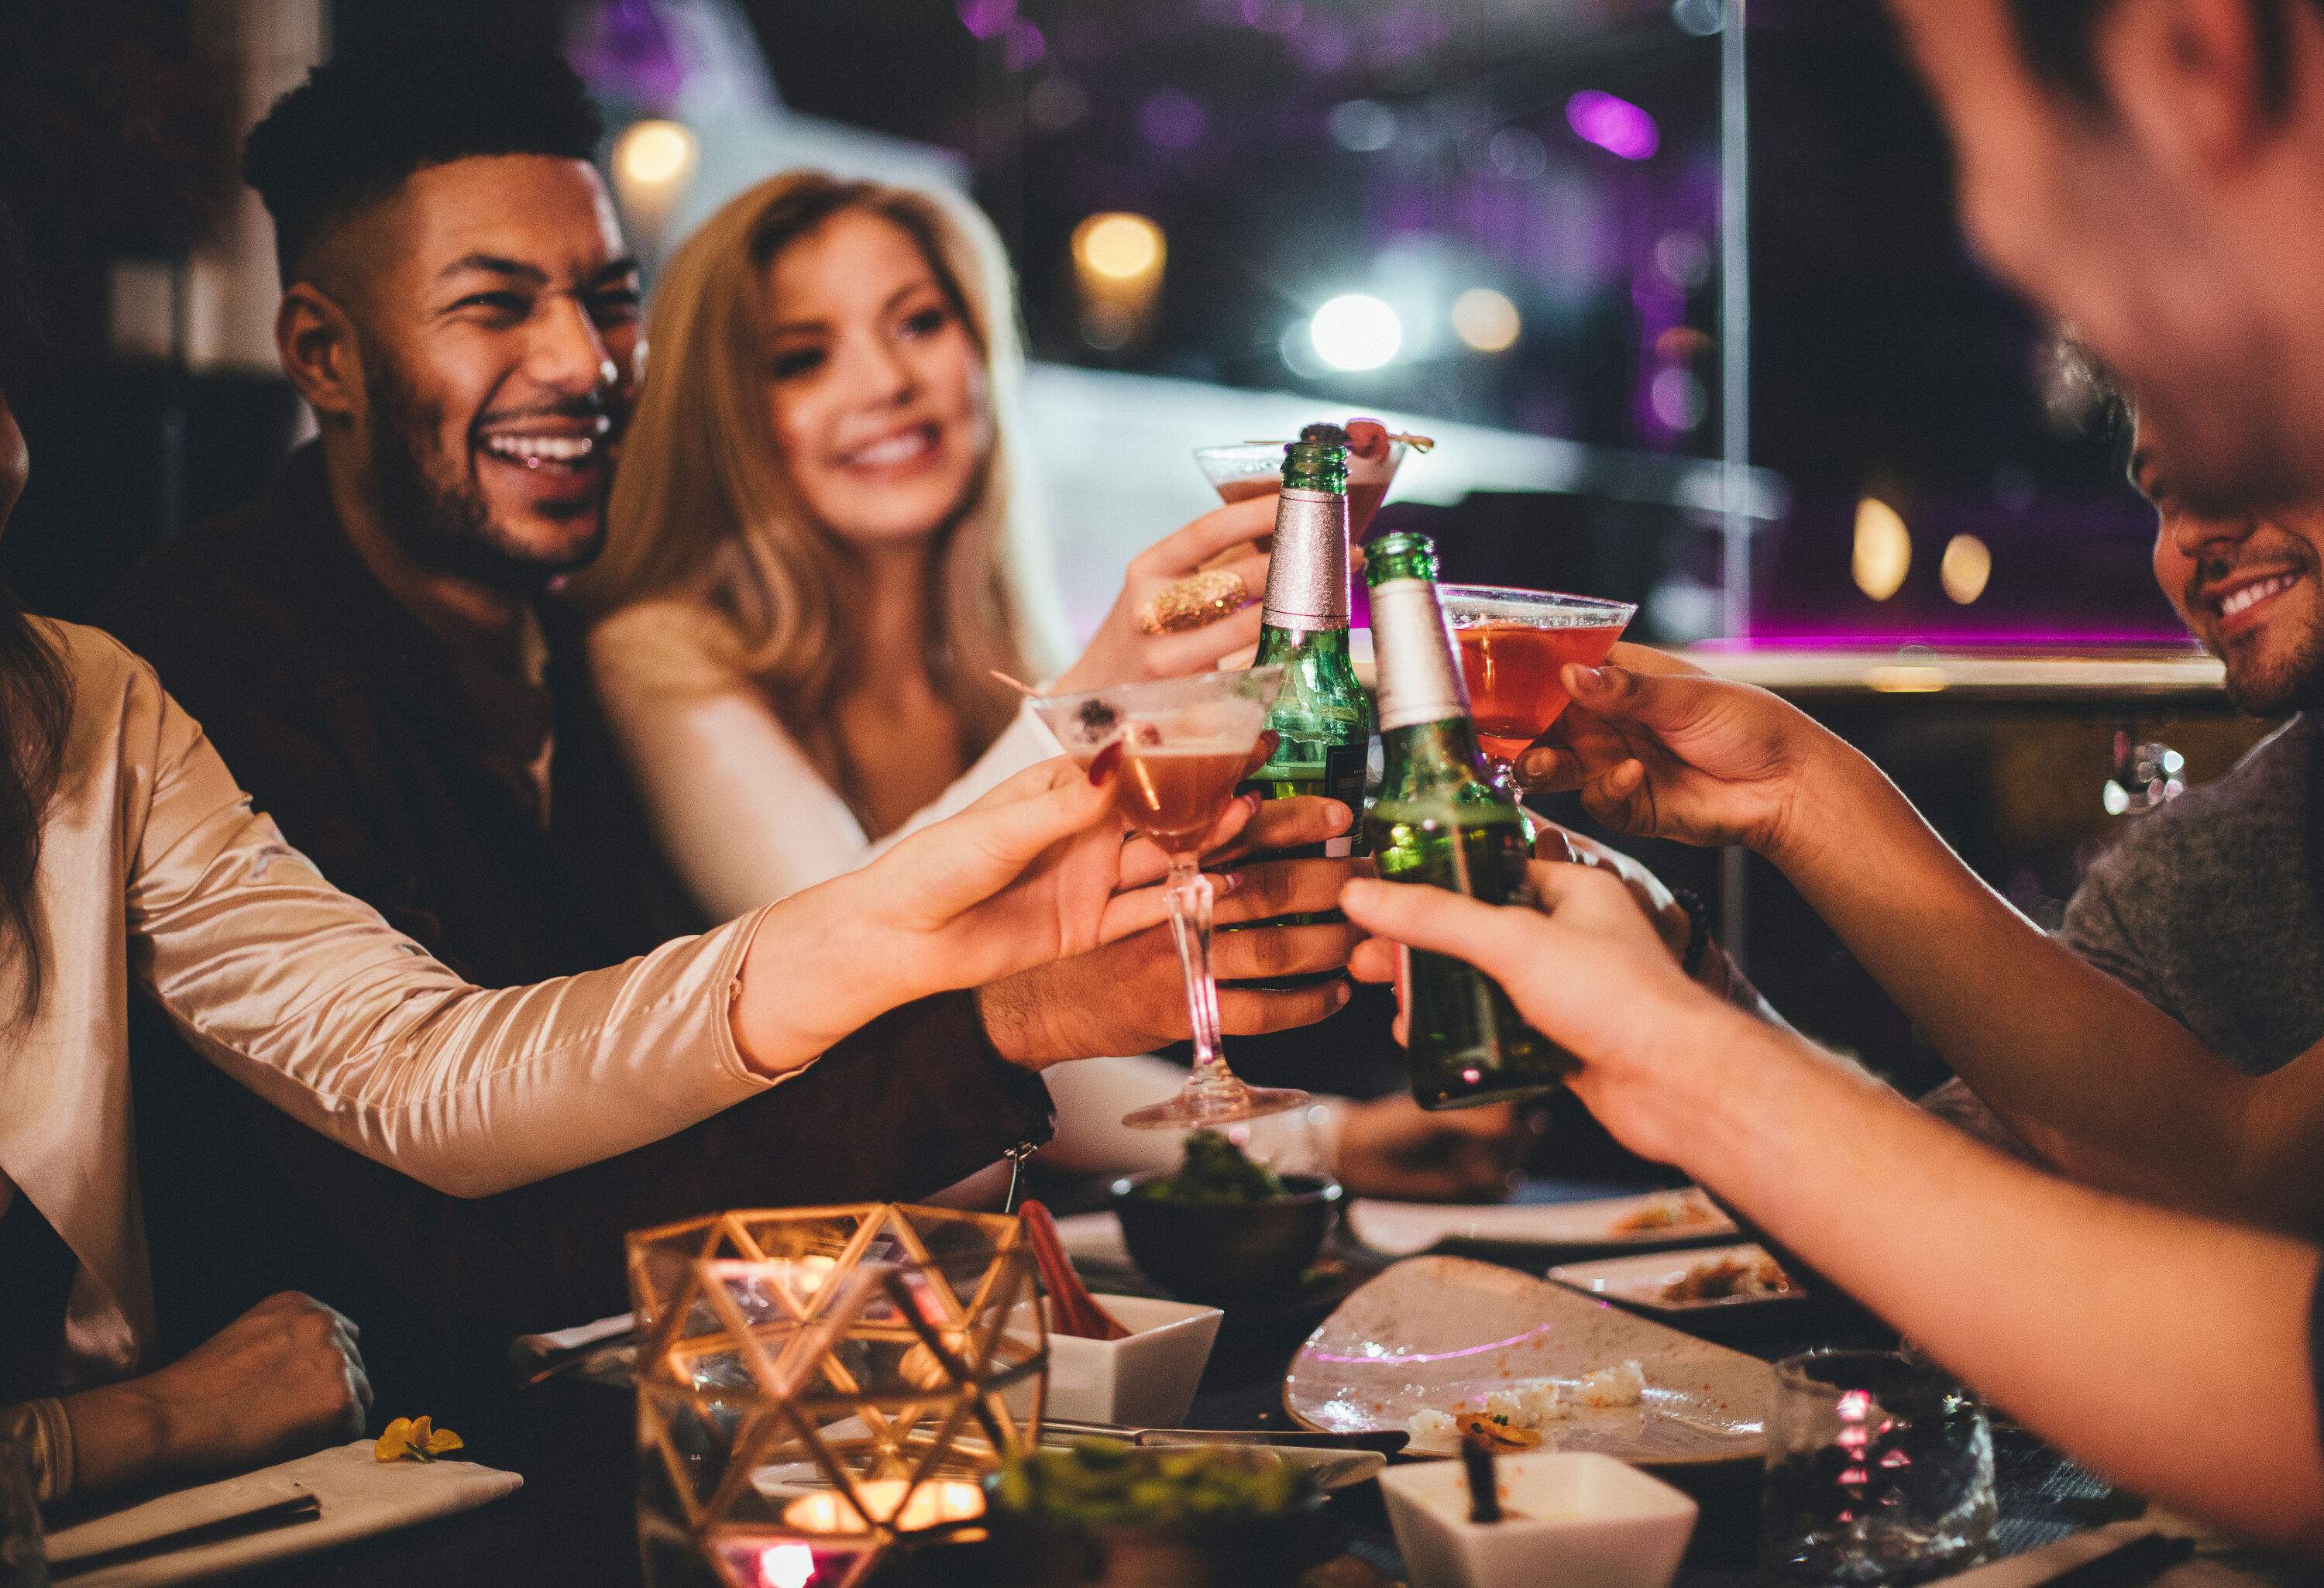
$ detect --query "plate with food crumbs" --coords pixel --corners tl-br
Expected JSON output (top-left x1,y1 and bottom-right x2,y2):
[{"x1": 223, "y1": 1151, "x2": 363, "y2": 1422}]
[
  {"x1": 1548, "y1": 1243, "x2": 1807, "y2": 1318},
  {"x1": 1345, "y1": 1188, "x2": 1737, "y2": 1260},
  {"x1": 1283, "y1": 1256, "x2": 1771, "y2": 1467}
]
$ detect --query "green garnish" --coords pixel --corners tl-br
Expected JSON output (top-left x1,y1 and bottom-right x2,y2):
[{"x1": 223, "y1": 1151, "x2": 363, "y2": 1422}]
[
  {"x1": 995, "y1": 1439, "x2": 1299, "y2": 1528},
  {"x1": 1133, "y1": 1131, "x2": 1288, "y2": 1205}
]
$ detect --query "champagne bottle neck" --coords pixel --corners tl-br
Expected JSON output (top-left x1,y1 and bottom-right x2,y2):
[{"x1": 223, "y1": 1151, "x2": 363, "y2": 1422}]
[
  {"x1": 1370, "y1": 576, "x2": 1471, "y2": 733},
  {"x1": 1260, "y1": 488, "x2": 1351, "y2": 630}
]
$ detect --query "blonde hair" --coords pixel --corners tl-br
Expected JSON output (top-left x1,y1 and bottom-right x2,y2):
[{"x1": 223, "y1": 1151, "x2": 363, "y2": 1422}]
[{"x1": 572, "y1": 170, "x2": 1067, "y2": 809}]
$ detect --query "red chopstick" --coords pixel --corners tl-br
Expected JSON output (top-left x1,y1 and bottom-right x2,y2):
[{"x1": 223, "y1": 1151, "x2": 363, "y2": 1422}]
[{"x1": 1020, "y1": 1199, "x2": 1131, "y2": 1341}]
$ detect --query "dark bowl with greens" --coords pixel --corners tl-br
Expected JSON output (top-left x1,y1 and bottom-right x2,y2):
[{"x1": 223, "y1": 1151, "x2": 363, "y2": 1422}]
[
  {"x1": 974, "y1": 1438, "x2": 1336, "y2": 1588},
  {"x1": 1109, "y1": 1132, "x2": 1342, "y2": 1306}
]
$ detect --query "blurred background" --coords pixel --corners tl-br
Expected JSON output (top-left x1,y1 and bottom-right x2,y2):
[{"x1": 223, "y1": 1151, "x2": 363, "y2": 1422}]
[{"x1": 0, "y1": 0, "x2": 2260, "y2": 1102}]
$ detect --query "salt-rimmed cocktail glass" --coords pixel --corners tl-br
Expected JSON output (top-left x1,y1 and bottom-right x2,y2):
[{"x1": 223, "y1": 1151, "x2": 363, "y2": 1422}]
[{"x1": 1032, "y1": 665, "x2": 1306, "y2": 1129}]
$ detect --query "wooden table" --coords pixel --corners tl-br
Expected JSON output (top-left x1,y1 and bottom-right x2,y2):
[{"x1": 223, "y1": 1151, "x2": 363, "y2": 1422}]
[{"x1": 221, "y1": 1180, "x2": 2117, "y2": 1587}]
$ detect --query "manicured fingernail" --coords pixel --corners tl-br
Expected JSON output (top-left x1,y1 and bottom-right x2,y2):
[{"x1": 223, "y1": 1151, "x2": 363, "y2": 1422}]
[
  {"x1": 1516, "y1": 749, "x2": 1549, "y2": 780},
  {"x1": 1341, "y1": 878, "x2": 1382, "y2": 912},
  {"x1": 1215, "y1": 870, "x2": 1243, "y2": 895},
  {"x1": 1569, "y1": 665, "x2": 1606, "y2": 690},
  {"x1": 1332, "y1": 981, "x2": 1351, "y2": 1006},
  {"x1": 1088, "y1": 741, "x2": 1123, "y2": 785},
  {"x1": 1328, "y1": 801, "x2": 1353, "y2": 831}
]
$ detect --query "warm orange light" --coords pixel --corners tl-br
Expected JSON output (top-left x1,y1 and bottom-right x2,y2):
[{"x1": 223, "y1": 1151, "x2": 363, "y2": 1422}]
[
  {"x1": 1074, "y1": 213, "x2": 1165, "y2": 283},
  {"x1": 1940, "y1": 533, "x2": 1992, "y2": 605},
  {"x1": 1851, "y1": 498, "x2": 1912, "y2": 602},
  {"x1": 781, "y1": 1480, "x2": 987, "y2": 1535}
]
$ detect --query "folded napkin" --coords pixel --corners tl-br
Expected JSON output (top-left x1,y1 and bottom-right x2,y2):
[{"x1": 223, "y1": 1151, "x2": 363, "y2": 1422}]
[
  {"x1": 510, "y1": 1311, "x2": 634, "y2": 1361},
  {"x1": 43, "y1": 1441, "x2": 521, "y2": 1587}
]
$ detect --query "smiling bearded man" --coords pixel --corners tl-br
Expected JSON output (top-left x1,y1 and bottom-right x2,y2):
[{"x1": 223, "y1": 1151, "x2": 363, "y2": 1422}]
[{"x1": 88, "y1": 40, "x2": 1074, "y2": 1431}]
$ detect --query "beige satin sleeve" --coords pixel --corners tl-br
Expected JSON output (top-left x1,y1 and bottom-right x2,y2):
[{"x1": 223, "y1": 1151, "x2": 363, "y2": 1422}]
[{"x1": 119, "y1": 656, "x2": 784, "y2": 1199}]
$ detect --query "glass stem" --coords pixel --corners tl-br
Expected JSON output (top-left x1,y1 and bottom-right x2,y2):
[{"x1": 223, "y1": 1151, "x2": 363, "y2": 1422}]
[{"x1": 1163, "y1": 855, "x2": 1229, "y2": 1082}]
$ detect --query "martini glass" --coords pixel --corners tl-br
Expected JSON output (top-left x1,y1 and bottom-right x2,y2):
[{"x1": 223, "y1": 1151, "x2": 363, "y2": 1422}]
[
  {"x1": 1192, "y1": 434, "x2": 1414, "y2": 538},
  {"x1": 1441, "y1": 585, "x2": 1638, "y2": 784},
  {"x1": 1033, "y1": 665, "x2": 1309, "y2": 1129}
]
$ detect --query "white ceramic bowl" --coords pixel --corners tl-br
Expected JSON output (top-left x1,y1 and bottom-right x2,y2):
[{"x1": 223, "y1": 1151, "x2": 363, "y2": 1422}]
[
  {"x1": 1040, "y1": 1295, "x2": 1224, "y2": 1428},
  {"x1": 1377, "y1": 1451, "x2": 1698, "y2": 1588}
]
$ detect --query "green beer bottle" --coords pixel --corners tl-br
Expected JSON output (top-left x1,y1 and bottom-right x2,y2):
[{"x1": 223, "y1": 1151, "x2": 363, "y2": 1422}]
[
  {"x1": 1241, "y1": 428, "x2": 1374, "y2": 856},
  {"x1": 1363, "y1": 531, "x2": 1568, "y2": 1110}
]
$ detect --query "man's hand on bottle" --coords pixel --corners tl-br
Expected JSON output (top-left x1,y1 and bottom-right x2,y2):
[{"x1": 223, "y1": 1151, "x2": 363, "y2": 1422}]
[
  {"x1": 1342, "y1": 862, "x2": 1738, "y2": 1168},
  {"x1": 978, "y1": 796, "x2": 1362, "y2": 1067},
  {"x1": 1511, "y1": 643, "x2": 1836, "y2": 861}
]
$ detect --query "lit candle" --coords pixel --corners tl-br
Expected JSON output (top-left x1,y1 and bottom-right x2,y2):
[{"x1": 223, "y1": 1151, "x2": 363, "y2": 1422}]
[{"x1": 779, "y1": 1479, "x2": 986, "y2": 1536}]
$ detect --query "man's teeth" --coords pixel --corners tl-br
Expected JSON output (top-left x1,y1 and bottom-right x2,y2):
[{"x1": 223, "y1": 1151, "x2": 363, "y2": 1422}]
[
  {"x1": 482, "y1": 434, "x2": 597, "y2": 466},
  {"x1": 2220, "y1": 573, "x2": 2298, "y2": 618},
  {"x1": 847, "y1": 431, "x2": 932, "y2": 466}
]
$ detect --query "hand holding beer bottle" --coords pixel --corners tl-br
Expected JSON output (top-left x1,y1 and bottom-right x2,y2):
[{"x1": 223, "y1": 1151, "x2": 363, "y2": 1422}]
[{"x1": 1363, "y1": 531, "x2": 1571, "y2": 1109}]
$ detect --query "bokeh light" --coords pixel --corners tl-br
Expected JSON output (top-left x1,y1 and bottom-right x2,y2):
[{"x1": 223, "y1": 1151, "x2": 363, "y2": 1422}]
[
  {"x1": 1074, "y1": 213, "x2": 1164, "y2": 282},
  {"x1": 1451, "y1": 288, "x2": 1521, "y2": 353},
  {"x1": 1328, "y1": 99, "x2": 1397, "y2": 152},
  {"x1": 1566, "y1": 91, "x2": 1659, "y2": 160},
  {"x1": 1941, "y1": 533, "x2": 1993, "y2": 604},
  {"x1": 1309, "y1": 294, "x2": 1404, "y2": 372},
  {"x1": 617, "y1": 120, "x2": 696, "y2": 187},
  {"x1": 1852, "y1": 498, "x2": 1913, "y2": 601}
]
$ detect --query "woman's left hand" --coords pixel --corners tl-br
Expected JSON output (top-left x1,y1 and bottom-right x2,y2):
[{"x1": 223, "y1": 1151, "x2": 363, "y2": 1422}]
[{"x1": 1054, "y1": 494, "x2": 1277, "y2": 692}]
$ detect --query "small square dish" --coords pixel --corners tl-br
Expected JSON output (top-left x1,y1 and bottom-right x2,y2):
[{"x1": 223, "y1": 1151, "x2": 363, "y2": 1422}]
[
  {"x1": 1040, "y1": 1294, "x2": 1224, "y2": 1428},
  {"x1": 1547, "y1": 1243, "x2": 1807, "y2": 1321},
  {"x1": 1378, "y1": 1450, "x2": 1697, "y2": 1588}
]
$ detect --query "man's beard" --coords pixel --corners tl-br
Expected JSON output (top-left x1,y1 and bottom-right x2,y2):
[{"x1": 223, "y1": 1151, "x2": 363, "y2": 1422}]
[
  {"x1": 2192, "y1": 549, "x2": 2324, "y2": 718},
  {"x1": 2221, "y1": 626, "x2": 2324, "y2": 718},
  {"x1": 359, "y1": 358, "x2": 609, "y2": 595}
]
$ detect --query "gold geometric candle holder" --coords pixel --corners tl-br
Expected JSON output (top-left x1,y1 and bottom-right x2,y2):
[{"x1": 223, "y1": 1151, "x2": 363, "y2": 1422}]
[{"x1": 628, "y1": 1205, "x2": 1045, "y2": 1588}]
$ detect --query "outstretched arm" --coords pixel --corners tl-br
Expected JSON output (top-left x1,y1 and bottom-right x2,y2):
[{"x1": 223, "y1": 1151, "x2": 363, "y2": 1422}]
[
  {"x1": 1518, "y1": 648, "x2": 2324, "y2": 1231},
  {"x1": 124, "y1": 638, "x2": 1203, "y2": 1197},
  {"x1": 1340, "y1": 866, "x2": 2324, "y2": 1553}
]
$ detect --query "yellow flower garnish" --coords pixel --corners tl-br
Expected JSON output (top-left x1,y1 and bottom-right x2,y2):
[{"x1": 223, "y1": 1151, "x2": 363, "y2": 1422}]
[{"x1": 373, "y1": 1414, "x2": 465, "y2": 1463}]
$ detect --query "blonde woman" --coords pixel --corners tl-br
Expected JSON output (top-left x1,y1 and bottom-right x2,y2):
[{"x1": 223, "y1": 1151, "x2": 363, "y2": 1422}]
[
  {"x1": 572, "y1": 173, "x2": 1282, "y2": 889},
  {"x1": 574, "y1": 173, "x2": 1534, "y2": 1196}
]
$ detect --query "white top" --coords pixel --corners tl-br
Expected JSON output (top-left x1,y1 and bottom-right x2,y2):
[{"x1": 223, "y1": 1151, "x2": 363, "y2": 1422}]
[
  {"x1": 586, "y1": 598, "x2": 1061, "y2": 920},
  {"x1": 2, "y1": 622, "x2": 783, "y2": 1386}
]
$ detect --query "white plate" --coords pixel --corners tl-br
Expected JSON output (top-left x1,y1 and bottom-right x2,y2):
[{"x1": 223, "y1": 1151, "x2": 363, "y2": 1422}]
[
  {"x1": 1547, "y1": 1243, "x2": 1807, "y2": 1315},
  {"x1": 1283, "y1": 1256, "x2": 1772, "y2": 1466},
  {"x1": 1345, "y1": 1191, "x2": 1737, "y2": 1259}
]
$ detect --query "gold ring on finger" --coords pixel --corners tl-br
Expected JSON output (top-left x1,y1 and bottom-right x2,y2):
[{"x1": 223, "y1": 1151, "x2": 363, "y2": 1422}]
[{"x1": 1136, "y1": 569, "x2": 1252, "y2": 636}]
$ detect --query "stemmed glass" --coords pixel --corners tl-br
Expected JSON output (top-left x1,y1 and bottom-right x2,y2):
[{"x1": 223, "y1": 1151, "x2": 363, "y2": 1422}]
[
  {"x1": 1440, "y1": 585, "x2": 1638, "y2": 789},
  {"x1": 1032, "y1": 665, "x2": 1308, "y2": 1129},
  {"x1": 1193, "y1": 434, "x2": 1414, "y2": 538}
]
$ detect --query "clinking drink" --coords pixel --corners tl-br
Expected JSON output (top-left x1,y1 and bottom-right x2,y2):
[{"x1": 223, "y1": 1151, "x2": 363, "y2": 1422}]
[
  {"x1": 1240, "y1": 430, "x2": 1374, "y2": 851},
  {"x1": 1112, "y1": 745, "x2": 1254, "y2": 853},
  {"x1": 1456, "y1": 620, "x2": 1628, "y2": 765},
  {"x1": 1363, "y1": 531, "x2": 1569, "y2": 1110}
]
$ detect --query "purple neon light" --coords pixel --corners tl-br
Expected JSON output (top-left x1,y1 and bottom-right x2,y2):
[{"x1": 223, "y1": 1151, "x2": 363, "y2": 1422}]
[
  {"x1": 1566, "y1": 91, "x2": 1659, "y2": 161},
  {"x1": 1302, "y1": 1322, "x2": 1560, "y2": 1366},
  {"x1": 1699, "y1": 631, "x2": 2206, "y2": 651},
  {"x1": 957, "y1": 0, "x2": 1016, "y2": 40}
]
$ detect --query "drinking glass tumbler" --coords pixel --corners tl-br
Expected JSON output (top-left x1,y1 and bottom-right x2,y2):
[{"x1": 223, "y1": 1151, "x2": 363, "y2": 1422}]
[
  {"x1": 0, "y1": 1426, "x2": 44, "y2": 1588},
  {"x1": 1759, "y1": 1349, "x2": 1997, "y2": 1587}
]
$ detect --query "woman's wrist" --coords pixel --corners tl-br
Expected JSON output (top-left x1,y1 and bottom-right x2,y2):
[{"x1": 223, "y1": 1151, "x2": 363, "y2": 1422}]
[{"x1": 730, "y1": 879, "x2": 929, "y2": 1075}]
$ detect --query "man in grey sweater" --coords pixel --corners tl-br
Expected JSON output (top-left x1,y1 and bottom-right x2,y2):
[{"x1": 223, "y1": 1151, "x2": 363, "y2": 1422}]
[{"x1": 2075, "y1": 410, "x2": 2324, "y2": 1075}]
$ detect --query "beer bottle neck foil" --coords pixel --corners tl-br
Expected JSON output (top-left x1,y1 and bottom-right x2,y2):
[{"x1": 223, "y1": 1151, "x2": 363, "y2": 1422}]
[
  {"x1": 1260, "y1": 489, "x2": 1351, "y2": 631},
  {"x1": 1371, "y1": 577, "x2": 1472, "y2": 733}
]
